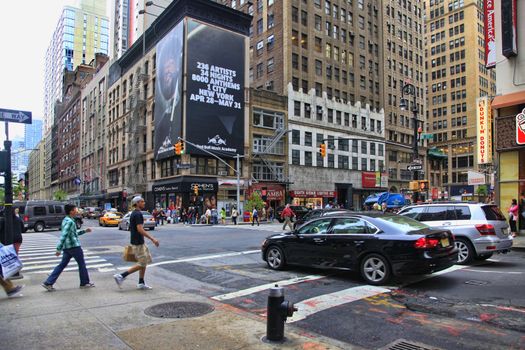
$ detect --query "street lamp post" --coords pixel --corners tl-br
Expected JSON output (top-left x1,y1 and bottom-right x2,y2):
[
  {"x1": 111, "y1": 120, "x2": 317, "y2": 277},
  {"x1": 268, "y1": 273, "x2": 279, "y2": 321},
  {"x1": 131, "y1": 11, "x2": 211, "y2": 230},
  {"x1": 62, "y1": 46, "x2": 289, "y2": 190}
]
[{"x1": 400, "y1": 82, "x2": 420, "y2": 203}]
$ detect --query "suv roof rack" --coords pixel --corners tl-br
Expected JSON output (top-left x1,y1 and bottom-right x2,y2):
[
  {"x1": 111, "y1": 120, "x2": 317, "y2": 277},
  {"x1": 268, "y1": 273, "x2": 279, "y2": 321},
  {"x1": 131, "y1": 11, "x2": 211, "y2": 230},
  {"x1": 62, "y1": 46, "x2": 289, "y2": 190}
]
[{"x1": 412, "y1": 200, "x2": 483, "y2": 205}]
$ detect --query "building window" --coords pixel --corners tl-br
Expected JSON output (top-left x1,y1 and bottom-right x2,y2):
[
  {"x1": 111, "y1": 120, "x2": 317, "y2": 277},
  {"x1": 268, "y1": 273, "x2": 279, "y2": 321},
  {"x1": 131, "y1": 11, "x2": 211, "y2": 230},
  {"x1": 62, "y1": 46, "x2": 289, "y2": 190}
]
[
  {"x1": 338, "y1": 155, "x2": 349, "y2": 169},
  {"x1": 305, "y1": 151, "x2": 313, "y2": 166},
  {"x1": 361, "y1": 158, "x2": 367, "y2": 171},
  {"x1": 292, "y1": 150, "x2": 300, "y2": 165},
  {"x1": 292, "y1": 130, "x2": 300, "y2": 144},
  {"x1": 304, "y1": 132, "x2": 312, "y2": 146},
  {"x1": 361, "y1": 141, "x2": 367, "y2": 154}
]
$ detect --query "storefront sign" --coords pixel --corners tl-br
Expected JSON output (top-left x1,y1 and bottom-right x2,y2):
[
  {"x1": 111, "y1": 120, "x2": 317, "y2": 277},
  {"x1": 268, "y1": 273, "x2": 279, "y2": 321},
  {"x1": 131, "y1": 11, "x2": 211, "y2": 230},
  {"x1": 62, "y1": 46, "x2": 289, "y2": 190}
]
[
  {"x1": 467, "y1": 171, "x2": 486, "y2": 186},
  {"x1": 362, "y1": 172, "x2": 387, "y2": 188},
  {"x1": 431, "y1": 188, "x2": 439, "y2": 200},
  {"x1": 484, "y1": 0, "x2": 496, "y2": 68},
  {"x1": 289, "y1": 191, "x2": 336, "y2": 198},
  {"x1": 152, "y1": 177, "x2": 217, "y2": 193},
  {"x1": 476, "y1": 97, "x2": 493, "y2": 164},
  {"x1": 517, "y1": 108, "x2": 525, "y2": 145},
  {"x1": 152, "y1": 183, "x2": 181, "y2": 193}
]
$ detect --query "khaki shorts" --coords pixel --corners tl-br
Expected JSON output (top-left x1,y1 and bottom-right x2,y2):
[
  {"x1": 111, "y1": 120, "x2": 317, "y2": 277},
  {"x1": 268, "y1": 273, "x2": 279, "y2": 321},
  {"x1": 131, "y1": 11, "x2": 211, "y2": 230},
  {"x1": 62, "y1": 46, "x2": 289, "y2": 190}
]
[{"x1": 132, "y1": 244, "x2": 152, "y2": 267}]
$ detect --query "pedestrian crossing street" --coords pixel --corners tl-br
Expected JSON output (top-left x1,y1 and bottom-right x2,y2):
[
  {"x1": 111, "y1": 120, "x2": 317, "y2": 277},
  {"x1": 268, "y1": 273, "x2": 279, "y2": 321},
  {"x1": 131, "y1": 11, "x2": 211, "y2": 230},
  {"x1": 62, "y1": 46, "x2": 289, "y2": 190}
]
[{"x1": 18, "y1": 233, "x2": 116, "y2": 275}]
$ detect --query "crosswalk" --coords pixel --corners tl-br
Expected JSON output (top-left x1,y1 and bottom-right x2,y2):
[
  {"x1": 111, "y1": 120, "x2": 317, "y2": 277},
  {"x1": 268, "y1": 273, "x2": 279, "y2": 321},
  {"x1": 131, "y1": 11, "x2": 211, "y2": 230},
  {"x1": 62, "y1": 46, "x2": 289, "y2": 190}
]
[{"x1": 18, "y1": 233, "x2": 115, "y2": 274}]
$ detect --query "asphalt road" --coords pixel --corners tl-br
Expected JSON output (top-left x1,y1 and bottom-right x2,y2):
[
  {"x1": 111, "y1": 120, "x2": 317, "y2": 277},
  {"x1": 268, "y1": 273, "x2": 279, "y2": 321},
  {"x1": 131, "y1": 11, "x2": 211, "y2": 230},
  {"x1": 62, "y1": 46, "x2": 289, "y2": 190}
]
[{"x1": 22, "y1": 220, "x2": 525, "y2": 350}]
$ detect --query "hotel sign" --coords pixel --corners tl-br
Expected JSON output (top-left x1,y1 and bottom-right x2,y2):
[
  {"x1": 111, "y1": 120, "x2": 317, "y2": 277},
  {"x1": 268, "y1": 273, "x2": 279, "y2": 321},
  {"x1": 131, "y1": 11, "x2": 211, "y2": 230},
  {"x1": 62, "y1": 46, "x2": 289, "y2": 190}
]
[
  {"x1": 517, "y1": 108, "x2": 525, "y2": 145},
  {"x1": 484, "y1": 0, "x2": 496, "y2": 68},
  {"x1": 476, "y1": 97, "x2": 493, "y2": 164}
]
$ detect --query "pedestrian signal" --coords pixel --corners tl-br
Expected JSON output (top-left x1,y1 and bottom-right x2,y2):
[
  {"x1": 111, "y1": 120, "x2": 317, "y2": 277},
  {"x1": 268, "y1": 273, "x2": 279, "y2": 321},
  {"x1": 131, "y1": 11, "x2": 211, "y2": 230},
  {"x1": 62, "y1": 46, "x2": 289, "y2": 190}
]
[{"x1": 319, "y1": 143, "x2": 326, "y2": 157}]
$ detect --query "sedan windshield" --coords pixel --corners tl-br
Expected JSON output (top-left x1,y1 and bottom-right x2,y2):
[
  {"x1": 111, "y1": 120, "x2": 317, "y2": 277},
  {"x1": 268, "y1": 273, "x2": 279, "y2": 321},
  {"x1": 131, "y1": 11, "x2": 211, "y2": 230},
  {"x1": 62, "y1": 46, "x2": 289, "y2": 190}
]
[{"x1": 378, "y1": 215, "x2": 428, "y2": 231}]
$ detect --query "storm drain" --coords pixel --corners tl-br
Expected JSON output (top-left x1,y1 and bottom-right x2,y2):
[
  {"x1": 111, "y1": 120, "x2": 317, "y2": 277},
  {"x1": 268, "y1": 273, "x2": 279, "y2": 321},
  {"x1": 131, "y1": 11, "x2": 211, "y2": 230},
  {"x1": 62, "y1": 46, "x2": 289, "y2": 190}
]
[
  {"x1": 380, "y1": 339, "x2": 443, "y2": 350},
  {"x1": 144, "y1": 302, "x2": 214, "y2": 319}
]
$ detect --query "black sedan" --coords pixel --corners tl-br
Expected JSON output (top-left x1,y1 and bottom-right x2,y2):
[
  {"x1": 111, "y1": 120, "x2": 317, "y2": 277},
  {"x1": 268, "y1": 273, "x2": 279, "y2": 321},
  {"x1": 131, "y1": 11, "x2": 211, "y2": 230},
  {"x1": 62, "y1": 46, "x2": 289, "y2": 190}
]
[
  {"x1": 293, "y1": 208, "x2": 351, "y2": 229},
  {"x1": 261, "y1": 212, "x2": 458, "y2": 285}
]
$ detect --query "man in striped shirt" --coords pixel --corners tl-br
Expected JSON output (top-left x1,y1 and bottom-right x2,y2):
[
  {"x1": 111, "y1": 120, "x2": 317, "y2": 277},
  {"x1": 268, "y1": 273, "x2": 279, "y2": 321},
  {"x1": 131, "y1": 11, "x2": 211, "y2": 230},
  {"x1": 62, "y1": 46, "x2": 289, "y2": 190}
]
[{"x1": 42, "y1": 204, "x2": 93, "y2": 291}]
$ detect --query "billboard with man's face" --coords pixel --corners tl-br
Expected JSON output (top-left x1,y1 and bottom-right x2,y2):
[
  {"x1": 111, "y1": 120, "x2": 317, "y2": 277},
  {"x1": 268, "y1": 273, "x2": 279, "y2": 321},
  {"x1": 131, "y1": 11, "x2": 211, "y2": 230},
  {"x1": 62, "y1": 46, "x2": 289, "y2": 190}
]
[
  {"x1": 185, "y1": 19, "x2": 245, "y2": 157},
  {"x1": 154, "y1": 21, "x2": 184, "y2": 160}
]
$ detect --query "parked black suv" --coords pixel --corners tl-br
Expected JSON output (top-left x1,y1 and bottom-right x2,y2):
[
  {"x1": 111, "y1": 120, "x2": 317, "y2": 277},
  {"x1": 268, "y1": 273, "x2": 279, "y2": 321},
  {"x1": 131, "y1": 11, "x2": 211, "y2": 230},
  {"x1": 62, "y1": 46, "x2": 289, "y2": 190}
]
[{"x1": 275, "y1": 205, "x2": 310, "y2": 223}]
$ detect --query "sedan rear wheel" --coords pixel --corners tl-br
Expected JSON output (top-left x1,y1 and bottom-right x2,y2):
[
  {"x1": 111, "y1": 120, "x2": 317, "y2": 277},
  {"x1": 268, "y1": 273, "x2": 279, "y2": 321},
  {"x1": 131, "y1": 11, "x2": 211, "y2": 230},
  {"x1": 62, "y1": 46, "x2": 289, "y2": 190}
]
[
  {"x1": 455, "y1": 238, "x2": 474, "y2": 264},
  {"x1": 266, "y1": 246, "x2": 286, "y2": 270},
  {"x1": 360, "y1": 254, "x2": 391, "y2": 285}
]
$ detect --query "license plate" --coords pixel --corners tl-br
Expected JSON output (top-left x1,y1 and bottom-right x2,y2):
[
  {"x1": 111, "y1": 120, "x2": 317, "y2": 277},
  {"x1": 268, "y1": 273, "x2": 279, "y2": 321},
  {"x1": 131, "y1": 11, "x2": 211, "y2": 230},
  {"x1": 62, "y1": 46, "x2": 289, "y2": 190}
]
[{"x1": 441, "y1": 238, "x2": 450, "y2": 247}]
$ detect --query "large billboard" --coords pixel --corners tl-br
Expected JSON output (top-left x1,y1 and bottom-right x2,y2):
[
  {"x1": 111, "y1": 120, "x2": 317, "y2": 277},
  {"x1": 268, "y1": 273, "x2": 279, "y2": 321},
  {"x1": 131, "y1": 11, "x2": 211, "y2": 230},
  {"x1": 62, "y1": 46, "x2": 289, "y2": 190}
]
[
  {"x1": 185, "y1": 19, "x2": 245, "y2": 157},
  {"x1": 154, "y1": 21, "x2": 184, "y2": 160},
  {"x1": 476, "y1": 96, "x2": 493, "y2": 164}
]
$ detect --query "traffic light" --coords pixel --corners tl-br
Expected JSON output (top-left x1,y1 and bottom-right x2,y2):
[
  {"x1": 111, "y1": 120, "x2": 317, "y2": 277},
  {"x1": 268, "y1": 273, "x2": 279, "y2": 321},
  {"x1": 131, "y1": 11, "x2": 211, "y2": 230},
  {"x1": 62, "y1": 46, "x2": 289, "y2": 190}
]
[
  {"x1": 174, "y1": 141, "x2": 185, "y2": 155},
  {"x1": 319, "y1": 143, "x2": 326, "y2": 157},
  {"x1": 193, "y1": 184, "x2": 199, "y2": 196}
]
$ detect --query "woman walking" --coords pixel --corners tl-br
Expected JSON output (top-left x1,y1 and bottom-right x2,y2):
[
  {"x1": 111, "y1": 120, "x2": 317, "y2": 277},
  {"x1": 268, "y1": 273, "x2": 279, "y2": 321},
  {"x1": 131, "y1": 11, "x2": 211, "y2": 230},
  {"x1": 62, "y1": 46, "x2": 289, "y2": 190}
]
[
  {"x1": 42, "y1": 204, "x2": 94, "y2": 291},
  {"x1": 509, "y1": 199, "x2": 519, "y2": 237},
  {"x1": 231, "y1": 207, "x2": 238, "y2": 225},
  {"x1": 10, "y1": 208, "x2": 25, "y2": 280}
]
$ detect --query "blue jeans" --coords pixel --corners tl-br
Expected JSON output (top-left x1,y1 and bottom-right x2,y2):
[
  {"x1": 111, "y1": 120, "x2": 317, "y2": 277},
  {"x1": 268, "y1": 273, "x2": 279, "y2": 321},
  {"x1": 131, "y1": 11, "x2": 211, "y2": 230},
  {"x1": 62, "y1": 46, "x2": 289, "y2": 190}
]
[{"x1": 45, "y1": 246, "x2": 90, "y2": 286}]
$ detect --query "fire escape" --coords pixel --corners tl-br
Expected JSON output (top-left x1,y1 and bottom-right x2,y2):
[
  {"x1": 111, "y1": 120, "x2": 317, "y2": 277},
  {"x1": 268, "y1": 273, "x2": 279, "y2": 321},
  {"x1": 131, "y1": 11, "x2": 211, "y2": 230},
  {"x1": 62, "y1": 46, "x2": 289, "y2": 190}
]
[
  {"x1": 252, "y1": 121, "x2": 290, "y2": 183},
  {"x1": 126, "y1": 66, "x2": 149, "y2": 194}
]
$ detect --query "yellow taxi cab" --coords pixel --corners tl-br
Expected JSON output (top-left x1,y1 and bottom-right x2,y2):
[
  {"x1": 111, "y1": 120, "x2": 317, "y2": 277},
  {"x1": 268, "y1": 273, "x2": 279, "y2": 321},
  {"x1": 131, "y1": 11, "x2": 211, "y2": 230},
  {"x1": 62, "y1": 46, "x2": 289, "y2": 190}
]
[{"x1": 99, "y1": 212, "x2": 123, "y2": 227}]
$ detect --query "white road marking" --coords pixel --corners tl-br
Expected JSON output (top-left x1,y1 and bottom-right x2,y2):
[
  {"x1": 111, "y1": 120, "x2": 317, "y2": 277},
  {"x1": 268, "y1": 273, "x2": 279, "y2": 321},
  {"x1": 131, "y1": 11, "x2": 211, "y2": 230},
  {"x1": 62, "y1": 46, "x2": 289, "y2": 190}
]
[
  {"x1": 22, "y1": 256, "x2": 102, "y2": 266},
  {"x1": 22, "y1": 259, "x2": 107, "y2": 271},
  {"x1": 144, "y1": 250, "x2": 260, "y2": 268},
  {"x1": 288, "y1": 285, "x2": 391, "y2": 323},
  {"x1": 19, "y1": 251, "x2": 98, "y2": 258},
  {"x1": 26, "y1": 263, "x2": 113, "y2": 274},
  {"x1": 212, "y1": 275, "x2": 327, "y2": 301},
  {"x1": 463, "y1": 269, "x2": 522, "y2": 274}
]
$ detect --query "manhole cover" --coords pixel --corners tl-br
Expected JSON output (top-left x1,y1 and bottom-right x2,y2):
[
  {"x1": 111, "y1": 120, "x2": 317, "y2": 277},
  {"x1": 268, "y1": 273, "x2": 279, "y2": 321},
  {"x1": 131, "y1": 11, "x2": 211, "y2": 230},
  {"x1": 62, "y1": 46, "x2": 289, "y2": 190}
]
[
  {"x1": 465, "y1": 280, "x2": 489, "y2": 286},
  {"x1": 144, "y1": 302, "x2": 214, "y2": 319},
  {"x1": 380, "y1": 339, "x2": 442, "y2": 350}
]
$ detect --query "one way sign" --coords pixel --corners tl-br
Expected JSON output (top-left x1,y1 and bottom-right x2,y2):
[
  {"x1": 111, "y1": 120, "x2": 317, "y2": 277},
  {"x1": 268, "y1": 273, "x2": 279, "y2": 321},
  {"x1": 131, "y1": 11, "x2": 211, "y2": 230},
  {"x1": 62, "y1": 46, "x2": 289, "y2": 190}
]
[
  {"x1": 0, "y1": 108, "x2": 32, "y2": 124},
  {"x1": 407, "y1": 164, "x2": 423, "y2": 171}
]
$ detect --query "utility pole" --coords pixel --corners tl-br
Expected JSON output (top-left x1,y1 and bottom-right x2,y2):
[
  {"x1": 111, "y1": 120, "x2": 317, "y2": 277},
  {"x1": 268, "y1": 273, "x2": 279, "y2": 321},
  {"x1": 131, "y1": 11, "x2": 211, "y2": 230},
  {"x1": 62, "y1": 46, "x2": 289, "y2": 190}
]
[{"x1": 400, "y1": 82, "x2": 420, "y2": 203}]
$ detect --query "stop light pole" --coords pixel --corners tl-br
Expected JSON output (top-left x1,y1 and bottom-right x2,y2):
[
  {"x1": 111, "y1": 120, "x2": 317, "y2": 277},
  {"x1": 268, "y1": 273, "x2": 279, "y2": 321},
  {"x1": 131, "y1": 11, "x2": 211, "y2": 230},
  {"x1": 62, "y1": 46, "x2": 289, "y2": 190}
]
[{"x1": 3, "y1": 122, "x2": 13, "y2": 245}]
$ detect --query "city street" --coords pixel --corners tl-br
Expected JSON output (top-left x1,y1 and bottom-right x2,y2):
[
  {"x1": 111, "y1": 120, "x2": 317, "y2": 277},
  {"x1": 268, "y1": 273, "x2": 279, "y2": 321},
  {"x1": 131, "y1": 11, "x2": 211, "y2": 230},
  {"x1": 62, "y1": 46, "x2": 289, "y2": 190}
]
[{"x1": 12, "y1": 221, "x2": 525, "y2": 350}]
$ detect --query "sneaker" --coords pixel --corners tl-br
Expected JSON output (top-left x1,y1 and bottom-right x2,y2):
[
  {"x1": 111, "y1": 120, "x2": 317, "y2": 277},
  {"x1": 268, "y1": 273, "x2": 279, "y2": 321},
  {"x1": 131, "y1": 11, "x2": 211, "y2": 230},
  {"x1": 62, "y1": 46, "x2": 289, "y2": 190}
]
[
  {"x1": 80, "y1": 283, "x2": 95, "y2": 289},
  {"x1": 41, "y1": 283, "x2": 55, "y2": 292},
  {"x1": 113, "y1": 274, "x2": 125, "y2": 288},
  {"x1": 7, "y1": 285, "x2": 24, "y2": 297},
  {"x1": 137, "y1": 283, "x2": 152, "y2": 290}
]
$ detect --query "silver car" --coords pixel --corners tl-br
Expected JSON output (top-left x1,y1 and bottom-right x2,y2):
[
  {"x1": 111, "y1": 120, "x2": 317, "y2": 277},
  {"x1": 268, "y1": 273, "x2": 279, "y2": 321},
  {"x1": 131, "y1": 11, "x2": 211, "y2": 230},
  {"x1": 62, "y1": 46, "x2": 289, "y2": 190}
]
[
  {"x1": 398, "y1": 203, "x2": 513, "y2": 264},
  {"x1": 118, "y1": 211, "x2": 156, "y2": 231}
]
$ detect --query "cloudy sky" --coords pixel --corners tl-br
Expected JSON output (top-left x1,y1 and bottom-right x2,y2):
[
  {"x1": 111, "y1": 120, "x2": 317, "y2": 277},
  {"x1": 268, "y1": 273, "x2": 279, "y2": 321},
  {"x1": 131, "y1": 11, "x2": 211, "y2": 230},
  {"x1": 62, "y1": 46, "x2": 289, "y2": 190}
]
[{"x1": 0, "y1": 1, "x2": 73, "y2": 142}]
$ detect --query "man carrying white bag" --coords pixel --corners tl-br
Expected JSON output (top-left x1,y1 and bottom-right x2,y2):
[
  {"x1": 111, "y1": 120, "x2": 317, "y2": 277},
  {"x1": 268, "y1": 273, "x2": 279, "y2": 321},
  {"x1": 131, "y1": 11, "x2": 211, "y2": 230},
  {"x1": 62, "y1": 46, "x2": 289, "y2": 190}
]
[{"x1": 0, "y1": 243, "x2": 24, "y2": 297}]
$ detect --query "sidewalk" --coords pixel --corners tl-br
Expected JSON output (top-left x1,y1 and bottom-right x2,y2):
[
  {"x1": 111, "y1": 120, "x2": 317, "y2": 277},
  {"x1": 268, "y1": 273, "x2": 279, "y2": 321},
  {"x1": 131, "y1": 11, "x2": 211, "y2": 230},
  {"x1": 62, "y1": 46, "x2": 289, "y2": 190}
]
[
  {"x1": 513, "y1": 235, "x2": 525, "y2": 250},
  {"x1": 0, "y1": 269, "x2": 361, "y2": 350}
]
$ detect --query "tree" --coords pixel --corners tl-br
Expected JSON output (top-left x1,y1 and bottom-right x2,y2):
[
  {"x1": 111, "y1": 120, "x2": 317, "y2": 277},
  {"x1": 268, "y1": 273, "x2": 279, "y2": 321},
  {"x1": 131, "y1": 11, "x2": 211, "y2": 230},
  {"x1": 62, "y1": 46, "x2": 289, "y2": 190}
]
[
  {"x1": 244, "y1": 192, "x2": 265, "y2": 213},
  {"x1": 53, "y1": 189, "x2": 68, "y2": 201},
  {"x1": 13, "y1": 182, "x2": 25, "y2": 200},
  {"x1": 476, "y1": 185, "x2": 488, "y2": 196}
]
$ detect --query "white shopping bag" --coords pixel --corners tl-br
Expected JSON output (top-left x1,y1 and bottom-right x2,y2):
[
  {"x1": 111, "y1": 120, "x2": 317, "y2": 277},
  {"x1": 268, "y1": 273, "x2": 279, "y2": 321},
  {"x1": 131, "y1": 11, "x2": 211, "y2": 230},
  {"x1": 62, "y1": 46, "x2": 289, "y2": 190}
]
[{"x1": 0, "y1": 244, "x2": 23, "y2": 279}]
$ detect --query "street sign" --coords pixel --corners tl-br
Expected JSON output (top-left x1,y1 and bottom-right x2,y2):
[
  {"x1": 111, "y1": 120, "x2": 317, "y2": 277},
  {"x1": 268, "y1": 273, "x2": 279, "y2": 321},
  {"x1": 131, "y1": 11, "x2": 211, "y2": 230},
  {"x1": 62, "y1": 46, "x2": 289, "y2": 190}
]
[
  {"x1": 0, "y1": 108, "x2": 32, "y2": 124},
  {"x1": 176, "y1": 163, "x2": 194, "y2": 169},
  {"x1": 412, "y1": 158, "x2": 422, "y2": 164},
  {"x1": 407, "y1": 164, "x2": 423, "y2": 171}
]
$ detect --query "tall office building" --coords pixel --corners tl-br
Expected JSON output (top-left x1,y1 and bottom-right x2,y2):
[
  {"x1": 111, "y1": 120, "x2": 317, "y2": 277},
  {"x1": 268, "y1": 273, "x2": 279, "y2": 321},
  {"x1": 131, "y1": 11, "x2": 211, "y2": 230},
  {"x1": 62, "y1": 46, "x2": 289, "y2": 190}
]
[
  {"x1": 425, "y1": 0, "x2": 496, "y2": 197},
  {"x1": 24, "y1": 119, "x2": 43, "y2": 150},
  {"x1": 218, "y1": 0, "x2": 390, "y2": 208},
  {"x1": 382, "y1": 0, "x2": 427, "y2": 193},
  {"x1": 111, "y1": 0, "x2": 172, "y2": 59},
  {"x1": 43, "y1": 0, "x2": 109, "y2": 134}
]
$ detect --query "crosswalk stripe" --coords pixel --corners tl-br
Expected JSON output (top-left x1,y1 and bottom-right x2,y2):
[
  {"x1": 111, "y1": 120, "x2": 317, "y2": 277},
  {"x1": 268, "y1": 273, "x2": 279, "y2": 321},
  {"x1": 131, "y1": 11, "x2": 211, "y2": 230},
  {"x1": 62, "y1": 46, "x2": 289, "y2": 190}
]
[
  {"x1": 19, "y1": 247, "x2": 61, "y2": 252},
  {"x1": 22, "y1": 256, "x2": 102, "y2": 266},
  {"x1": 212, "y1": 275, "x2": 327, "y2": 301},
  {"x1": 146, "y1": 250, "x2": 260, "y2": 268},
  {"x1": 19, "y1": 251, "x2": 98, "y2": 258},
  {"x1": 26, "y1": 263, "x2": 113, "y2": 274},
  {"x1": 22, "y1": 259, "x2": 107, "y2": 271},
  {"x1": 288, "y1": 285, "x2": 391, "y2": 323}
]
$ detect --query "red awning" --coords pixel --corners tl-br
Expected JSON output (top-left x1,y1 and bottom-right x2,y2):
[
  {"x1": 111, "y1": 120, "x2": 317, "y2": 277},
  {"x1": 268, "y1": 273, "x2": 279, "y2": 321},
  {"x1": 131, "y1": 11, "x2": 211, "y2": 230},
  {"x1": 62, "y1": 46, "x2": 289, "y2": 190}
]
[{"x1": 492, "y1": 90, "x2": 525, "y2": 109}]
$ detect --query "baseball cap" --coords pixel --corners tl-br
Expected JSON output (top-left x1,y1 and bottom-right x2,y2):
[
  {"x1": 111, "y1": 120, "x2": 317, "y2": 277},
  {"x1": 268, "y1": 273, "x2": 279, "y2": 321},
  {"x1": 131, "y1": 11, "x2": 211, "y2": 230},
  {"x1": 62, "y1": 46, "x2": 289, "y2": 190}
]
[{"x1": 131, "y1": 196, "x2": 144, "y2": 206}]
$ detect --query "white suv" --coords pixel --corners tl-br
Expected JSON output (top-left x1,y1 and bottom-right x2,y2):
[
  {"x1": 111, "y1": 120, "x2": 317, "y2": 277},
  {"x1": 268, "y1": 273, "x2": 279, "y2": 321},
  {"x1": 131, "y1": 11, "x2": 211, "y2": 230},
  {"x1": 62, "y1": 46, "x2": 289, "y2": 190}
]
[{"x1": 398, "y1": 203, "x2": 513, "y2": 264}]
